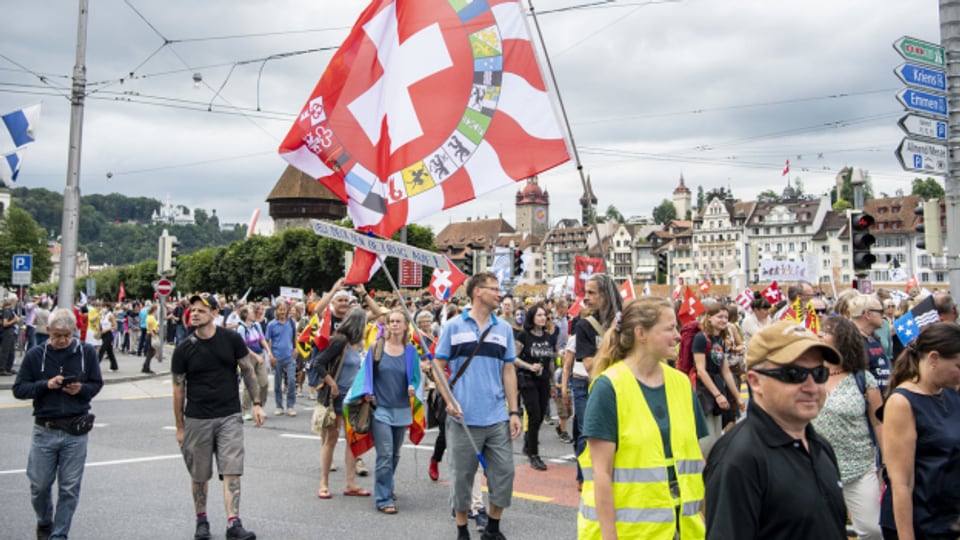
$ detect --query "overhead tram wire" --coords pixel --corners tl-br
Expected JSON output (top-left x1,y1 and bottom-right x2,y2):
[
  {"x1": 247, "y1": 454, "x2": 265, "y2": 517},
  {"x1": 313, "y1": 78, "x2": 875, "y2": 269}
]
[
  {"x1": 0, "y1": 54, "x2": 72, "y2": 99},
  {"x1": 535, "y1": 0, "x2": 678, "y2": 15},
  {"x1": 107, "y1": 151, "x2": 277, "y2": 178}
]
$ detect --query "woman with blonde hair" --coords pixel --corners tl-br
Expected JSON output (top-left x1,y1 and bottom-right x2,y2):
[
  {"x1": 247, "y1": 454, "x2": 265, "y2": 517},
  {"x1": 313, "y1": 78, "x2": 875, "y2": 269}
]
[{"x1": 578, "y1": 297, "x2": 707, "y2": 540}]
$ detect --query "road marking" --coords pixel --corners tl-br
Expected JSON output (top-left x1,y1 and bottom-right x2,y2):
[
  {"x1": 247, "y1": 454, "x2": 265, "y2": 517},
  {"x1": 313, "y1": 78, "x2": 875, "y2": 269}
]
[
  {"x1": 122, "y1": 394, "x2": 172, "y2": 400},
  {"x1": 281, "y1": 434, "x2": 323, "y2": 441},
  {"x1": 0, "y1": 403, "x2": 31, "y2": 410},
  {"x1": 0, "y1": 454, "x2": 181, "y2": 475}
]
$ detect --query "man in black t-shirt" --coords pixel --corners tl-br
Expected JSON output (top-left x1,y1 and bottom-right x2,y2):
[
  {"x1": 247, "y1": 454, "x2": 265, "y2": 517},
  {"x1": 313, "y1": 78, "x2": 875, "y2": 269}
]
[{"x1": 172, "y1": 293, "x2": 264, "y2": 540}]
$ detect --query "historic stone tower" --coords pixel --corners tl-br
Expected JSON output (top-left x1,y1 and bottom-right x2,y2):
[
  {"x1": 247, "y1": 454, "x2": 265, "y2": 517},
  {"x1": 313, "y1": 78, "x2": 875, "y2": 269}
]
[
  {"x1": 673, "y1": 174, "x2": 692, "y2": 220},
  {"x1": 580, "y1": 175, "x2": 598, "y2": 226},
  {"x1": 266, "y1": 166, "x2": 347, "y2": 233},
  {"x1": 515, "y1": 177, "x2": 549, "y2": 236}
]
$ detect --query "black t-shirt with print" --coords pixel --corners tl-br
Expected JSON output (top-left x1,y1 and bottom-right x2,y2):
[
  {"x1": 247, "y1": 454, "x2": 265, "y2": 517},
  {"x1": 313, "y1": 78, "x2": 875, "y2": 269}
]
[{"x1": 172, "y1": 327, "x2": 249, "y2": 419}]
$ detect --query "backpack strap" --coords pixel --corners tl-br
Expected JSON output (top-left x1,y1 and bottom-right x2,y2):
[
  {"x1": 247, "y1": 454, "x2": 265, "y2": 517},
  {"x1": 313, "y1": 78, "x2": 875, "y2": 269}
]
[
  {"x1": 585, "y1": 315, "x2": 604, "y2": 336},
  {"x1": 854, "y1": 370, "x2": 878, "y2": 449}
]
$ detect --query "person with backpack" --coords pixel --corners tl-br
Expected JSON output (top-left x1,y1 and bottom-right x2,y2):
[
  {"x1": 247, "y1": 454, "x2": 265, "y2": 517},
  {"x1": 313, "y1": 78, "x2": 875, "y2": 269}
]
[
  {"x1": 237, "y1": 306, "x2": 269, "y2": 422},
  {"x1": 265, "y1": 302, "x2": 298, "y2": 417},
  {"x1": 692, "y1": 302, "x2": 741, "y2": 456}
]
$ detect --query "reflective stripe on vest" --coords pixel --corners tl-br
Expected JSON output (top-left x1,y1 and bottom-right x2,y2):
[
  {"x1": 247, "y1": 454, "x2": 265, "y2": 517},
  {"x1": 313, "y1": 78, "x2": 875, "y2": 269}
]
[{"x1": 577, "y1": 361, "x2": 706, "y2": 540}]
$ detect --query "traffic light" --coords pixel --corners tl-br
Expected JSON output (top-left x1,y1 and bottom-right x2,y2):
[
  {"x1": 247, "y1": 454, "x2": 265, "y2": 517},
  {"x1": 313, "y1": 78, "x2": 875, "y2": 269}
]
[
  {"x1": 657, "y1": 252, "x2": 668, "y2": 284},
  {"x1": 916, "y1": 200, "x2": 943, "y2": 256},
  {"x1": 916, "y1": 204, "x2": 926, "y2": 250},
  {"x1": 463, "y1": 250, "x2": 474, "y2": 275},
  {"x1": 513, "y1": 249, "x2": 524, "y2": 278},
  {"x1": 158, "y1": 229, "x2": 180, "y2": 276},
  {"x1": 850, "y1": 212, "x2": 876, "y2": 273}
]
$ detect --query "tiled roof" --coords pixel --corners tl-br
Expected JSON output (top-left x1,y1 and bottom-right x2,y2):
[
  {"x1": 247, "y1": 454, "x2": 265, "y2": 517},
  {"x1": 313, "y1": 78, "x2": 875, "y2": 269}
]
[
  {"x1": 266, "y1": 166, "x2": 343, "y2": 201},
  {"x1": 434, "y1": 218, "x2": 516, "y2": 249},
  {"x1": 865, "y1": 195, "x2": 922, "y2": 235}
]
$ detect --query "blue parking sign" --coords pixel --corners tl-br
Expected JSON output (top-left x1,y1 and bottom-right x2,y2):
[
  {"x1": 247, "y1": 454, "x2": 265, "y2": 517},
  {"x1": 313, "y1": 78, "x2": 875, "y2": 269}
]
[{"x1": 12, "y1": 254, "x2": 31, "y2": 272}]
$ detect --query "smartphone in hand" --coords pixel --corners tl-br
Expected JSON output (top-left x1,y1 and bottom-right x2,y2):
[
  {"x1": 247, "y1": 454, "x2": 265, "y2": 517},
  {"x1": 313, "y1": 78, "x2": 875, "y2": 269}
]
[{"x1": 61, "y1": 375, "x2": 80, "y2": 386}]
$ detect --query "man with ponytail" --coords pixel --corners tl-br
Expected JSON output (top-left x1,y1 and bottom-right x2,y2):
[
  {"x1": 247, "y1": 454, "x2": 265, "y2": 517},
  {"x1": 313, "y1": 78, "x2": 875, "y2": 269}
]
[
  {"x1": 578, "y1": 297, "x2": 708, "y2": 540},
  {"x1": 880, "y1": 322, "x2": 960, "y2": 540}
]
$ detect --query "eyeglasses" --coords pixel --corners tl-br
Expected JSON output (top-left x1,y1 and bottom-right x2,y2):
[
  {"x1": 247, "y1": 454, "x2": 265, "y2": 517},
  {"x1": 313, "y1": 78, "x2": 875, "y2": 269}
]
[
  {"x1": 814, "y1": 308, "x2": 828, "y2": 315},
  {"x1": 867, "y1": 308, "x2": 885, "y2": 315},
  {"x1": 752, "y1": 365, "x2": 829, "y2": 384}
]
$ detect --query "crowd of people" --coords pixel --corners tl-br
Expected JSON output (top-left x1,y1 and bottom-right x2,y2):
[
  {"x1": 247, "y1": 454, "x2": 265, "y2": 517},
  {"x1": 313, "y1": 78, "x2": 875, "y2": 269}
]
[{"x1": 7, "y1": 274, "x2": 960, "y2": 540}]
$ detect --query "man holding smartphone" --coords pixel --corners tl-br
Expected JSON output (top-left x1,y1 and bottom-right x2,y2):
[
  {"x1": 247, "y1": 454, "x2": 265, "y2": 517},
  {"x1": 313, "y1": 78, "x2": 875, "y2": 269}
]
[{"x1": 12, "y1": 308, "x2": 103, "y2": 540}]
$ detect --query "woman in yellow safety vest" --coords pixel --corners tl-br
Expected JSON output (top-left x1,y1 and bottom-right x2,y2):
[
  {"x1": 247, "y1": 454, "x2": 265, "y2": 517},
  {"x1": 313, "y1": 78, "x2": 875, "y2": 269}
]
[{"x1": 578, "y1": 297, "x2": 709, "y2": 540}]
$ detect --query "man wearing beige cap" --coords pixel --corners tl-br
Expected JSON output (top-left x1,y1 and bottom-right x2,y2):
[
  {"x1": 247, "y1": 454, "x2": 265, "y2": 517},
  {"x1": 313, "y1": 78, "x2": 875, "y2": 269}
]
[{"x1": 704, "y1": 321, "x2": 846, "y2": 540}]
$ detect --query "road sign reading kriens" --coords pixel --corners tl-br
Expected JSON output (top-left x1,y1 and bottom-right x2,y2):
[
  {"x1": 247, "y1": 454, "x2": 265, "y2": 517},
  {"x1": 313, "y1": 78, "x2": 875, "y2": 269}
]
[
  {"x1": 11, "y1": 254, "x2": 31, "y2": 286},
  {"x1": 896, "y1": 88, "x2": 948, "y2": 117},
  {"x1": 895, "y1": 138, "x2": 948, "y2": 175},
  {"x1": 155, "y1": 278, "x2": 174, "y2": 296},
  {"x1": 893, "y1": 36, "x2": 945, "y2": 68},
  {"x1": 898, "y1": 114, "x2": 947, "y2": 141},
  {"x1": 894, "y1": 63, "x2": 946, "y2": 93}
]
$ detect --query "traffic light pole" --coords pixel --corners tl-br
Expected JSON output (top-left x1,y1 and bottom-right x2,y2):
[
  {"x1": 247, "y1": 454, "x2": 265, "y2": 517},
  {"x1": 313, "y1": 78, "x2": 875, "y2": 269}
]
[{"x1": 940, "y1": 0, "x2": 960, "y2": 299}]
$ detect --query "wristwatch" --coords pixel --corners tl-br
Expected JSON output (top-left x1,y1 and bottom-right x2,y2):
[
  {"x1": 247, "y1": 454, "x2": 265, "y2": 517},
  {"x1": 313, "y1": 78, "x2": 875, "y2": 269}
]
[
  {"x1": 509, "y1": 410, "x2": 521, "y2": 417},
  {"x1": 254, "y1": 402, "x2": 262, "y2": 407}
]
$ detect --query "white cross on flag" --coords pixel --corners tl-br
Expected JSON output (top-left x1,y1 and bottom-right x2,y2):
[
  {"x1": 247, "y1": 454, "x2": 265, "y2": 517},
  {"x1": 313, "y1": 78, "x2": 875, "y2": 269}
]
[
  {"x1": 279, "y1": 0, "x2": 570, "y2": 282},
  {"x1": 429, "y1": 256, "x2": 467, "y2": 301},
  {"x1": 619, "y1": 279, "x2": 636, "y2": 300}
]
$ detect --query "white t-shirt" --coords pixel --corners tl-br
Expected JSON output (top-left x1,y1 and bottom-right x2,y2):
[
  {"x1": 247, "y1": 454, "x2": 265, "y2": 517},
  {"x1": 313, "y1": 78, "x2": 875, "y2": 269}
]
[{"x1": 567, "y1": 335, "x2": 589, "y2": 378}]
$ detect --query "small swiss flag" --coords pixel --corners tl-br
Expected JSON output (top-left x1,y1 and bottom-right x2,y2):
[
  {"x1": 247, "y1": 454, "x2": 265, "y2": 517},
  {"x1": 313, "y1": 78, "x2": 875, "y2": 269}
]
[
  {"x1": 762, "y1": 281, "x2": 782, "y2": 303},
  {"x1": 782, "y1": 159, "x2": 790, "y2": 176},
  {"x1": 619, "y1": 279, "x2": 636, "y2": 301},
  {"x1": 678, "y1": 287, "x2": 706, "y2": 326},
  {"x1": 568, "y1": 295, "x2": 585, "y2": 318},
  {"x1": 428, "y1": 256, "x2": 467, "y2": 302},
  {"x1": 698, "y1": 281, "x2": 711, "y2": 294}
]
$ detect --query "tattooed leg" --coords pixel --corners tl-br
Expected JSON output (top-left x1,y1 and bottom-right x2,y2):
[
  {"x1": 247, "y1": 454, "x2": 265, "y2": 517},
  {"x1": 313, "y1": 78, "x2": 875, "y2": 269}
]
[
  {"x1": 223, "y1": 475, "x2": 241, "y2": 518},
  {"x1": 192, "y1": 482, "x2": 208, "y2": 514}
]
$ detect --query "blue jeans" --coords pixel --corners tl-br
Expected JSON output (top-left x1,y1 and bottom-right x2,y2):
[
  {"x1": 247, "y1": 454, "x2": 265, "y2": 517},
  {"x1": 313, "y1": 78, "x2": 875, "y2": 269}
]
[
  {"x1": 27, "y1": 425, "x2": 88, "y2": 540},
  {"x1": 273, "y1": 357, "x2": 296, "y2": 409},
  {"x1": 371, "y1": 418, "x2": 405, "y2": 509},
  {"x1": 570, "y1": 377, "x2": 589, "y2": 483},
  {"x1": 26, "y1": 325, "x2": 37, "y2": 350}
]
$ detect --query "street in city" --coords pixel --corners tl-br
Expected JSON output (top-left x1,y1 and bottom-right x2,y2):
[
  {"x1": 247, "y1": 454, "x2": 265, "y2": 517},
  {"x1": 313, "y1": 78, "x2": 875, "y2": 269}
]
[{"x1": 0, "y1": 348, "x2": 579, "y2": 540}]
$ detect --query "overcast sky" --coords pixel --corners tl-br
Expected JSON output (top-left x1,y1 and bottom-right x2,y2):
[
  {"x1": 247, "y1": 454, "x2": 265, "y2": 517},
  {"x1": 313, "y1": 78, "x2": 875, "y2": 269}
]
[{"x1": 0, "y1": 0, "x2": 941, "y2": 236}]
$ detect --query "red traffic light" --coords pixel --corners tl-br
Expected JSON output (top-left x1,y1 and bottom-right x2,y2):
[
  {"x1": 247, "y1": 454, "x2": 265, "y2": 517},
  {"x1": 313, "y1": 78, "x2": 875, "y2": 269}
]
[{"x1": 851, "y1": 213, "x2": 875, "y2": 230}]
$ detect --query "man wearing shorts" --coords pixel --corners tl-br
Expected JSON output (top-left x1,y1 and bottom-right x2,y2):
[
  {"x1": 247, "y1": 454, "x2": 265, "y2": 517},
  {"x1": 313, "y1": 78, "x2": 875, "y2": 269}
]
[
  {"x1": 172, "y1": 294, "x2": 265, "y2": 540},
  {"x1": 435, "y1": 272, "x2": 522, "y2": 540}
]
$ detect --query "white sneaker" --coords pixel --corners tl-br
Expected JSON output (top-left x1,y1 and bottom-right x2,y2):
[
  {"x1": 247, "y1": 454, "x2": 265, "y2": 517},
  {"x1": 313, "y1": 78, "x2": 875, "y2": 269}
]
[
  {"x1": 242, "y1": 413, "x2": 253, "y2": 421},
  {"x1": 286, "y1": 408, "x2": 297, "y2": 417},
  {"x1": 274, "y1": 408, "x2": 284, "y2": 416}
]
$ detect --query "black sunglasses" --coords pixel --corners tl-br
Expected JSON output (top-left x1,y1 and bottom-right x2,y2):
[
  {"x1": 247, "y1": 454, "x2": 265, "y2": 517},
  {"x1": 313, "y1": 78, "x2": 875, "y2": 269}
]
[{"x1": 752, "y1": 365, "x2": 829, "y2": 384}]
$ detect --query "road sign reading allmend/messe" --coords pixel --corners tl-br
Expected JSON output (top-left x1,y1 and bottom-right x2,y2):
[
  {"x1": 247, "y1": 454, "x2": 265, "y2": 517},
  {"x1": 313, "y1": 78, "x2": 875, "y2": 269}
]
[
  {"x1": 893, "y1": 36, "x2": 945, "y2": 68},
  {"x1": 895, "y1": 138, "x2": 948, "y2": 175}
]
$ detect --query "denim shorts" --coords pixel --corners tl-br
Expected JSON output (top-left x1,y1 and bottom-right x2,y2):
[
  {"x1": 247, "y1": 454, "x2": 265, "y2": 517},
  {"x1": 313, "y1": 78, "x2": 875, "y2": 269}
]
[{"x1": 181, "y1": 413, "x2": 244, "y2": 481}]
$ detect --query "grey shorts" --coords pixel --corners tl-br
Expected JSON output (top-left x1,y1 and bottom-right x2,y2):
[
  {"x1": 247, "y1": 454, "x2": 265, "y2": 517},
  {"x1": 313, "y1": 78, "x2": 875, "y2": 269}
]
[
  {"x1": 181, "y1": 413, "x2": 244, "y2": 482},
  {"x1": 446, "y1": 418, "x2": 515, "y2": 510}
]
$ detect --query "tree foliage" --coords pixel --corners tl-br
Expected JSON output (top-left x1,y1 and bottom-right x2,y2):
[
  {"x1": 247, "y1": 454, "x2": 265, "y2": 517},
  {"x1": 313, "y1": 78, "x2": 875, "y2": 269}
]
[
  {"x1": 652, "y1": 200, "x2": 677, "y2": 225},
  {"x1": 603, "y1": 205, "x2": 625, "y2": 224},
  {"x1": 696, "y1": 186, "x2": 705, "y2": 211},
  {"x1": 0, "y1": 207, "x2": 53, "y2": 286},
  {"x1": 911, "y1": 177, "x2": 945, "y2": 200},
  {"x1": 829, "y1": 167, "x2": 874, "y2": 205}
]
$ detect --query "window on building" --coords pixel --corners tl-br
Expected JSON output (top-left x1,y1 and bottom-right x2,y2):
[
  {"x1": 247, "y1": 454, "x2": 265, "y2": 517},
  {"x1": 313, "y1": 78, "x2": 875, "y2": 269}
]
[
  {"x1": 936, "y1": 272, "x2": 946, "y2": 282},
  {"x1": 776, "y1": 243, "x2": 783, "y2": 253},
  {"x1": 921, "y1": 272, "x2": 930, "y2": 282},
  {"x1": 801, "y1": 242, "x2": 808, "y2": 252},
  {"x1": 788, "y1": 242, "x2": 795, "y2": 252}
]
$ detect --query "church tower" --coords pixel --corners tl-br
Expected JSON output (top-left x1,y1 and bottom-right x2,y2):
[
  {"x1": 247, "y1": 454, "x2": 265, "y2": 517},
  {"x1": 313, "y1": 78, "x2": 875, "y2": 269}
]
[
  {"x1": 673, "y1": 175, "x2": 691, "y2": 220},
  {"x1": 580, "y1": 176, "x2": 598, "y2": 226},
  {"x1": 515, "y1": 177, "x2": 549, "y2": 235}
]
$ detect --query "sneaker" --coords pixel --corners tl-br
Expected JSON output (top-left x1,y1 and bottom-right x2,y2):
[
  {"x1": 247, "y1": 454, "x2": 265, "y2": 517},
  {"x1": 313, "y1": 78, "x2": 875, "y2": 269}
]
[
  {"x1": 286, "y1": 408, "x2": 297, "y2": 417},
  {"x1": 274, "y1": 408, "x2": 284, "y2": 416},
  {"x1": 558, "y1": 431, "x2": 574, "y2": 444},
  {"x1": 429, "y1": 458, "x2": 440, "y2": 481},
  {"x1": 36, "y1": 523, "x2": 52, "y2": 540},
  {"x1": 194, "y1": 520, "x2": 211, "y2": 540},
  {"x1": 544, "y1": 416, "x2": 557, "y2": 426},
  {"x1": 242, "y1": 413, "x2": 253, "y2": 421},
  {"x1": 356, "y1": 458, "x2": 369, "y2": 476},
  {"x1": 529, "y1": 455, "x2": 547, "y2": 471},
  {"x1": 473, "y1": 509, "x2": 489, "y2": 532},
  {"x1": 480, "y1": 531, "x2": 506, "y2": 540},
  {"x1": 225, "y1": 519, "x2": 256, "y2": 540}
]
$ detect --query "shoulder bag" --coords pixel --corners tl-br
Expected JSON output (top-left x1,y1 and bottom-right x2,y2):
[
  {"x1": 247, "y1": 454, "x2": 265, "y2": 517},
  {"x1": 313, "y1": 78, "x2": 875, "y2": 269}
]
[
  {"x1": 311, "y1": 346, "x2": 347, "y2": 434},
  {"x1": 346, "y1": 337, "x2": 384, "y2": 435}
]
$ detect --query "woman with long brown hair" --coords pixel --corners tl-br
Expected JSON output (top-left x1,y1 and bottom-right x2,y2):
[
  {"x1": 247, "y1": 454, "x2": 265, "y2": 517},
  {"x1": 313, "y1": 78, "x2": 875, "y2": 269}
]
[
  {"x1": 880, "y1": 322, "x2": 960, "y2": 540},
  {"x1": 692, "y1": 302, "x2": 741, "y2": 455}
]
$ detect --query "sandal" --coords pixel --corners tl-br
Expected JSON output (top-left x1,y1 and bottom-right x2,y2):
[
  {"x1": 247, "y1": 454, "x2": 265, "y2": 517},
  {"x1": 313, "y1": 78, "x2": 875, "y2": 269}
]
[
  {"x1": 378, "y1": 505, "x2": 398, "y2": 514},
  {"x1": 317, "y1": 488, "x2": 332, "y2": 499},
  {"x1": 343, "y1": 488, "x2": 372, "y2": 497}
]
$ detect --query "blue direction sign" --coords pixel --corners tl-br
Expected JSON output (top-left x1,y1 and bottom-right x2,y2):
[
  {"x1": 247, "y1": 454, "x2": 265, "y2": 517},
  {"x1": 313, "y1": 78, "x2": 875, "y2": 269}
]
[
  {"x1": 894, "y1": 63, "x2": 946, "y2": 93},
  {"x1": 896, "y1": 88, "x2": 947, "y2": 117}
]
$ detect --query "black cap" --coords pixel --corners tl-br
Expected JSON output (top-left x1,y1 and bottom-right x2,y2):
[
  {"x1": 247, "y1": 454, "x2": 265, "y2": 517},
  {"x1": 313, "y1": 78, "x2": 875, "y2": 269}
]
[{"x1": 189, "y1": 293, "x2": 219, "y2": 311}]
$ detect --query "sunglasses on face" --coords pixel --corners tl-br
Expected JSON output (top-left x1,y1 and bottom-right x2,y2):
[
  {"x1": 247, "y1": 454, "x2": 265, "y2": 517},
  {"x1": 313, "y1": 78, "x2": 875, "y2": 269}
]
[
  {"x1": 814, "y1": 308, "x2": 828, "y2": 315},
  {"x1": 752, "y1": 364, "x2": 829, "y2": 384}
]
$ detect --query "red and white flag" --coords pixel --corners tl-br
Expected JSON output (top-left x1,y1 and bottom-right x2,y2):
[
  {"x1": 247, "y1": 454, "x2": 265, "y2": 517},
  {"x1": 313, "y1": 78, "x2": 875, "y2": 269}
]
[
  {"x1": 398, "y1": 259, "x2": 422, "y2": 288},
  {"x1": 678, "y1": 286, "x2": 706, "y2": 326},
  {"x1": 762, "y1": 281, "x2": 781, "y2": 303},
  {"x1": 782, "y1": 159, "x2": 790, "y2": 176},
  {"x1": 117, "y1": 282, "x2": 126, "y2": 303},
  {"x1": 344, "y1": 247, "x2": 382, "y2": 285},
  {"x1": 429, "y1": 256, "x2": 467, "y2": 301},
  {"x1": 698, "y1": 281, "x2": 711, "y2": 294},
  {"x1": 736, "y1": 288, "x2": 754, "y2": 313},
  {"x1": 567, "y1": 295, "x2": 585, "y2": 318},
  {"x1": 279, "y1": 0, "x2": 570, "y2": 282},
  {"x1": 619, "y1": 279, "x2": 636, "y2": 301},
  {"x1": 574, "y1": 256, "x2": 605, "y2": 297},
  {"x1": 906, "y1": 274, "x2": 919, "y2": 293}
]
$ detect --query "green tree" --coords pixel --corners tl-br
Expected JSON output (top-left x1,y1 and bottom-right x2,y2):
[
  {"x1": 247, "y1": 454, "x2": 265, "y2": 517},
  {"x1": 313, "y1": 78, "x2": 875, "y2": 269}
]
[
  {"x1": 604, "y1": 205, "x2": 625, "y2": 224},
  {"x1": 911, "y1": 177, "x2": 945, "y2": 200},
  {"x1": 757, "y1": 189, "x2": 779, "y2": 200},
  {"x1": 0, "y1": 206, "x2": 53, "y2": 286},
  {"x1": 652, "y1": 200, "x2": 677, "y2": 225},
  {"x1": 830, "y1": 167, "x2": 874, "y2": 204},
  {"x1": 696, "y1": 186, "x2": 705, "y2": 211}
]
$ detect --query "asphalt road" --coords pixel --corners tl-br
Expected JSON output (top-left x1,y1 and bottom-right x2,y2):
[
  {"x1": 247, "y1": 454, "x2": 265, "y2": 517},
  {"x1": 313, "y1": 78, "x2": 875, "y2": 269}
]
[{"x1": 0, "y1": 372, "x2": 580, "y2": 540}]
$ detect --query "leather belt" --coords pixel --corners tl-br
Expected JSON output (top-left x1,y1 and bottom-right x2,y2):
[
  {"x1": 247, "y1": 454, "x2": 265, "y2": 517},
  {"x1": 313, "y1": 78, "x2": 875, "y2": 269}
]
[{"x1": 35, "y1": 418, "x2": 66, "y2": 430}]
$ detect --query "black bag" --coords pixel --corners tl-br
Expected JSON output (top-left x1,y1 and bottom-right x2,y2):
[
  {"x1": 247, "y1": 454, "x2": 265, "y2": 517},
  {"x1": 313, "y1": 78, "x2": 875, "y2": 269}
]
[
  {"x1": 346, "y1": 399, "x2": 375, "y2": 434},
  {"x1": 695, "y1": 374, "x2": 725, "y2": 417},
  {"x1": 56, "y1": 413, "x2": 96, "y2": 436}
]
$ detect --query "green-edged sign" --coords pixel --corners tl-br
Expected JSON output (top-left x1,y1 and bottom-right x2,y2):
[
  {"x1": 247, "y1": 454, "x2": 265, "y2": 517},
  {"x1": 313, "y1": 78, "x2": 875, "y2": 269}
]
[{"x1": 893, "y1": 36, "x2": 945, "y2": 68}]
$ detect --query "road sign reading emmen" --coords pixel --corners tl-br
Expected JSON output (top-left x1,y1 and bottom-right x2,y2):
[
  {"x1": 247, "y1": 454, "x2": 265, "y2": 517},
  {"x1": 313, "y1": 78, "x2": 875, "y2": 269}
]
[
  {"x1": 898, "y1": 114, "x2": 947, "y2": 141},
  {"x1": 893, "y1": 36, "x2": 945, "y2": 68},
  {"x1": 894, "y1": 63, "x2": 946, "y2": 93},
  {"x1": 896, "y1": 88, "x2": 947, "y2": 117},
  {"x1": 895, "y1": 138, "x2": 948, "y2": 175}
]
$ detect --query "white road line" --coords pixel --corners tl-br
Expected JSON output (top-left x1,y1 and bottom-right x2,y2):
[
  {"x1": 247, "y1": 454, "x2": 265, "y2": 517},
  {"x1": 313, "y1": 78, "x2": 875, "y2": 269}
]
[{"x1": 0, "y1": 454, "x2": 181, "y2": 475}]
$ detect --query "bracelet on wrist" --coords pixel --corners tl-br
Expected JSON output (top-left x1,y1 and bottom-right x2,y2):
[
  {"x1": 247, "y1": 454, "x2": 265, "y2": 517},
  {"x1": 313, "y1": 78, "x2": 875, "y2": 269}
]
[
  {"x1": 509, "y1": 410, "x2": 521, "y2": 417},
  {"x1": 254, "y1": 402, "x2": 262, "y2": 407}
]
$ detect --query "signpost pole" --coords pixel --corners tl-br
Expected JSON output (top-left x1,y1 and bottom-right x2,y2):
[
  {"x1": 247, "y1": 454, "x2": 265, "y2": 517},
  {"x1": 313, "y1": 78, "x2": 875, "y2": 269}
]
[{"x1": 941, "y1": 0, "x2": 960, "y2": 300}]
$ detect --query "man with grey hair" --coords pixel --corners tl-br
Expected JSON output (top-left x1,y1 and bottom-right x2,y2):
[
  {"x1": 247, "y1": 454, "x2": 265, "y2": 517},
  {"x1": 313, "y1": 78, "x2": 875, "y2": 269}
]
[
  {"x1": 850, "y1": 293, "x2": 891, "y2": 395},
  {"x1": 13, "y1": 308, "x2": 102, "y2": 540}
]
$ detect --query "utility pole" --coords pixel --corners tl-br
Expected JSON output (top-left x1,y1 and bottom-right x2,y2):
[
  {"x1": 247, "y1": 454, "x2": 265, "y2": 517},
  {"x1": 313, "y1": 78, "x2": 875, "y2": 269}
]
[
  {"x1": 57, "y1": 0, "x2": 89, "y2": 309},
  {"x1": 942, "y1": 0, "x2": 960, "y2": 299}
]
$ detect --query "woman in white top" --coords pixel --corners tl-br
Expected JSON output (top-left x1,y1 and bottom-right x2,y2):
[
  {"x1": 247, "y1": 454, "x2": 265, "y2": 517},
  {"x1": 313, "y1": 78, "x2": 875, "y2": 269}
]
[{"x1": 740, "y1": 294, "x2": 773, "y2": 348}]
